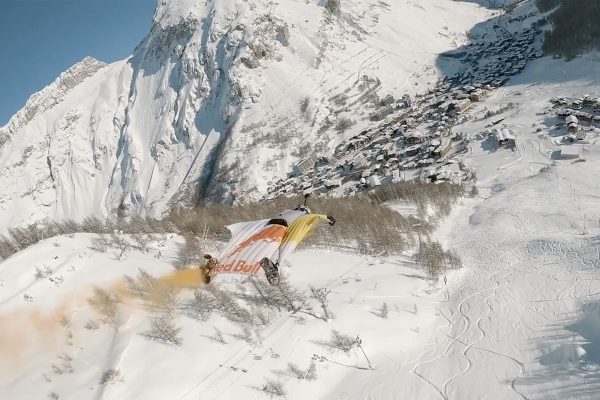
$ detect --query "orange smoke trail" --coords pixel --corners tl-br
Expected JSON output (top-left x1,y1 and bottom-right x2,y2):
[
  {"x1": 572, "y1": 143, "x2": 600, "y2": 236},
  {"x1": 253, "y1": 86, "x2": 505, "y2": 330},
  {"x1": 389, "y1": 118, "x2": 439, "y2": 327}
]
[
  {"x1": 0, "y1": 289, "x2": 91, "y2": 367},
  {"x1": 0, "y1": 267, "x2": 207, "y2": 368}
]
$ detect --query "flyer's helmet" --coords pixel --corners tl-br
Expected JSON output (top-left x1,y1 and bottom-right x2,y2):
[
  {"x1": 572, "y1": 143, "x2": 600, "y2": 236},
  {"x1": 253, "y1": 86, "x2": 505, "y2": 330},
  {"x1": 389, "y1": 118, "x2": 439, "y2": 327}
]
[{"x1": 294, "y1": 205, "x2": 312, "y2": 214}]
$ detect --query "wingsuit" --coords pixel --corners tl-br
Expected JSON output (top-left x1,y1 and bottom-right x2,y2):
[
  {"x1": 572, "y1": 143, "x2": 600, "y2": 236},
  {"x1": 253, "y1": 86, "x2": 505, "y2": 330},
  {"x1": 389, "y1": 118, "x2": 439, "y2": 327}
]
[{"x1": 201, "y1": 202, "x2": 336, "y2": 285}]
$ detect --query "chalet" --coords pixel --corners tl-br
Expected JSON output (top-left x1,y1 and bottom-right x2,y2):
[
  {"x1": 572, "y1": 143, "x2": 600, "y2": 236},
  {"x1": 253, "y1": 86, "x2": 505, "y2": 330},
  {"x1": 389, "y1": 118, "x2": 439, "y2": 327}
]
[
  {"x1": 470, "y1": 89, "x2": 489, "y2": 102},
  {"x1": 367, "y1": 175, "x2": 381, "y2": 187},
  {"x1": 495, "y1": 128, "x2": 516, "y2": 146},
  {"x1": 301, "y1": 181, "x2": 313, "y2": 190},
  {"x1": 404, "y1": 144, "x2": 421, "y2": 157},
  {"x1": 324, "y1": 179, "x2": 342, "y2": 189},
  {"x1": 433, "y1": 138, "x2": 452, "y2": 158},
  {"x1": 560, "y1": 146, "x2": 580, "y2": 159},
  {"x1": 566, "y1": 115, "x2": 579, "y2": 133},
  {"x1": 405, "y1": 131, "x2": 424, "y2": 144},
  {"x1": 576, "y1": 130, "x2": 587, "y2": 141},
  {"x1": 292, "y1": 154, "x2": 317, "y2": 176}
]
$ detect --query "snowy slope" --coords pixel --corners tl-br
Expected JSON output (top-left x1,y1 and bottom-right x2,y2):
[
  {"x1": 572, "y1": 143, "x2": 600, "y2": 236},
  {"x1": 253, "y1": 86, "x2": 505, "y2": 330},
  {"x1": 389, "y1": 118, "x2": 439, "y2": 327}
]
[
  {"x1": 3, "y1": 52, "x2": 600, "y2": 399},
  {"x1": 328, "y1": 53, "x2": 600, "y2": 399},
  {"x1": 0, "y1": 234, "x2": 452, "y2": 400},
  {"x1": 0, "y1": 0, "x2": 494, "y2": 231}
]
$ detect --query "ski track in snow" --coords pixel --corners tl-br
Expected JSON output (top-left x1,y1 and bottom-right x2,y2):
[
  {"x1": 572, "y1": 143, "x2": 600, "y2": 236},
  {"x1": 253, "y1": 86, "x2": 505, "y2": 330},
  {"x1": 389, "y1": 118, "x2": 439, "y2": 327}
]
[{"x1": 405, "y1": 112, "x2": 600, "y2": 399}]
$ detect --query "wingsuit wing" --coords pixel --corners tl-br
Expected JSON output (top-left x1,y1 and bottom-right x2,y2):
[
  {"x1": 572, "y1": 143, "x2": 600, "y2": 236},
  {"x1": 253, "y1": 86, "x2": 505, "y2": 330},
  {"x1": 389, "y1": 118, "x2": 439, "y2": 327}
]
[
  {"x1": 217, "y1": 219, "x2": 270, "y2": 259},
  {"x1": 212, "y1": 220, "x2": 286, "y2": 277},
  {"x1": 278, "y1": 214, "x2": 330, "y2": 263}
]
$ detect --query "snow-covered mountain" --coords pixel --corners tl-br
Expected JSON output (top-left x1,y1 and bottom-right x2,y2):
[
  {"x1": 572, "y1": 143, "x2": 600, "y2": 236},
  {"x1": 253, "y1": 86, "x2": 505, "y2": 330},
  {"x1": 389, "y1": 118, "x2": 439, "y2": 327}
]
[{"x1": 0, "y1": 0, "x2": 494, "y2": 230}]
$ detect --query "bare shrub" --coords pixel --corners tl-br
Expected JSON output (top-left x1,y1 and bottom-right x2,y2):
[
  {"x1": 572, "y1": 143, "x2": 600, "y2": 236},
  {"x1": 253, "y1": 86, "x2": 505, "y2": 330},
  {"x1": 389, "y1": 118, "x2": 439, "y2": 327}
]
[
  {"x1": 80, "y1": 217, "x2": 109, "y2": 234},
  {"x1": 0, "y1": 237, "x2": 18, "y2": 260},
  {"x1": 144, "y1": 316, "x2": 183, "y2": 346},
  {"x1": 125, "y1": 269, "x2": 157, "y2": 298},
  {"x1": 231, "y1": 326, "x2": 255, "y2": 344},
  {"x1": 84, "y1": 319, "x2": 100, "y2": 330},
  {"x1": 251, "y1": 306, "x2": 271, "y2": 326},
  {"x1": 90, "y1": 235, "x2": 111, "y2": 252},
  {"x1": 100, "y1": 369, "x2": 123, "y2": 385},
  {"x1": 9, "y1": 227, "x2": 38, "y2": 250},
  {"x1": 335, "y1": 118, "x2": 355, "y2": 133},
  {"x1": 275, "y1": 362, "x2": 317, "y2": 381},
  {"x1": 206, "y1": 284, "x2": 252, "y2": 323},
  {"x1": 48, "y1": 392, "x2": 59, "y2": 400},
  {"x1": 34, "y1": 266, "x2": 52, "y2": 279},
  {"x1": 147, "y1": 284, "x2": 180, "y2": 319},
  {"x1": 379, "y1": 302, "x2": 389, "y2": 319},
  {"x1": 202, "y1": 327, "x2": 227, "y2": 344},
  {"x1": 325, "y1": 0, "x2": 340, "y2": 15},
  {"x1": 258, "y1": 378, "x2": 287, "y2": 398},
  {"x1": 130, "y1": 232, "x2": 154, "y2": 253},
  {"x1": 415, "y1": 241, "x2": 462, "y2": 279},
  {"x1": 109, "y1": 231, "x2": 131, "y2": 259},
  {"x1": 247, "y1": 278, "x2": 282, "y2": 311},
  {"x1": 184, "y1": 289, "x2": 216, "y2": 321},
  {"x1": 275, "y1": 278, "x2": 307, "y2": 312},
  {"x1": 316, "y1": 330, "x2": 361, "y2": 356},
  {"x1": 175, "y1": 233, "x2": 205, "y2": 270},
  {"x1": 88, "y1": 287, "x2": 121, "y2": 326},
  {"x1": 50, "y1": 362, "x2": 75, "y2": 375}
]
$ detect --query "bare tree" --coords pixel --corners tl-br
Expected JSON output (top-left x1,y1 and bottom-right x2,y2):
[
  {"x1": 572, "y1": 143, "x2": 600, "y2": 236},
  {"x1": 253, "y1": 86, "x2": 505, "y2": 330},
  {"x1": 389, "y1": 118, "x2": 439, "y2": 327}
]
[
  {"x1": 202, "y1": 327, "x2": 227, "y2": 344},
  {"x1": 317, "y1": 329, "x2": 358, "y2": 353},
  {"x1": 231, "y1": 326, "x2": 255, "y2": 345},
  {"x1": 146, "y1": 283, "x2": 180, "y2": 320},
  {"x1": 88, "y1": 287, "x2": 121, "y2": 327},
  {"x1": 90, "y1": 235, "x2": 111, "y2": 253},
  {"x1": 109, "y1": 231, "x2": 131, "y2": 259},
  {"x1": 184, "y1": 289, "x2": 216, "y2": 321},
  {"x1": 144, "y1": 316, "x2": 183, "y2": 346},
  {"x1": 258, "y1": 378, "x2": 287, "y2": 398},
  {"x1": 84, "y1": 319, "x2": 99, "y2": 330},
  {"x1": 206, "y1": 284, "x2": 252, "y2": 323},
  {"x1": 100, "y1": 369, "x2": 123, "y2": 385},
  {"x1": 310, "y1": 287, "x2": 333, "y2": 320},
  {"x1": 175, "y1": 233, "x2": 205, "y2": 270},
  {"x1": 275, "y1": 361, "x2": 318, "y2": 381},
  {"x1": 379, "y1": 302, "x2": 389, "y2": 319}
]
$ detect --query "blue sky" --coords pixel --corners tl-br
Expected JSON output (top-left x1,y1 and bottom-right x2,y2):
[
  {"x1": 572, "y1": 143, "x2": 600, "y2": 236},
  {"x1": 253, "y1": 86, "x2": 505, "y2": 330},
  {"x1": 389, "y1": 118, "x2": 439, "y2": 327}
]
[{"x1": 0, "y1": 0, "x2": 156, "y2": 126}]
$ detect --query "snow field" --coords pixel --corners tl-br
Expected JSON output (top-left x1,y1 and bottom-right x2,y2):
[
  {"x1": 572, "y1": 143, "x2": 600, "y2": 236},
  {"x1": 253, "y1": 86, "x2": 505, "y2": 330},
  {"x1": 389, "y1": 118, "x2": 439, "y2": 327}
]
[{"x1": 0, "y1": 233, "x2": 453, "y2": 400}]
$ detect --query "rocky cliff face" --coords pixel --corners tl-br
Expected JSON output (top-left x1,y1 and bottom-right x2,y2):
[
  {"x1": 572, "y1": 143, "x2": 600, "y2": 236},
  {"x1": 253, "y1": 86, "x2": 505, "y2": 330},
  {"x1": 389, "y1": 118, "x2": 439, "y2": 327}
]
[{"x1": 0, "y1": 0, "x2": 492, "y2": 230}]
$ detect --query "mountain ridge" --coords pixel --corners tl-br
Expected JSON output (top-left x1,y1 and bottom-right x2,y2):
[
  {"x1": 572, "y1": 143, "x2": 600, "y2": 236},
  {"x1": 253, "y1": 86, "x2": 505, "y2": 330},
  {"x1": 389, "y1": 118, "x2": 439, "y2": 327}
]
[{"x1": 0, "y1": 0, "x2": 492, "y2": 231}]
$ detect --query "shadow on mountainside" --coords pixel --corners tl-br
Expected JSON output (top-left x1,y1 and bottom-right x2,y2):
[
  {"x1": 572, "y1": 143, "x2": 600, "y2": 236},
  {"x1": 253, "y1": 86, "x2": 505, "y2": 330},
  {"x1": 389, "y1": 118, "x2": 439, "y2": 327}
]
[{"x1": 438, "y1": 0, "x2": 600, "y2": 89}]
